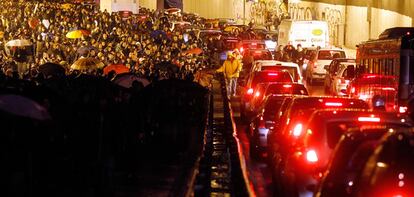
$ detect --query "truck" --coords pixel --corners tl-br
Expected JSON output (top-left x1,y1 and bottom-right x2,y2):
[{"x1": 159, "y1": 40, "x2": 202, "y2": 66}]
[{"x1": 277, "y1": 20, "x2": 329, "y2": 48}]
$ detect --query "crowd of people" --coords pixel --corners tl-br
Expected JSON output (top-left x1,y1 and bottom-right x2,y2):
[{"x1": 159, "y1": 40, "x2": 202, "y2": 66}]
[{"x1": 0, "y1": 0, "x2": 210, "y2": 81}]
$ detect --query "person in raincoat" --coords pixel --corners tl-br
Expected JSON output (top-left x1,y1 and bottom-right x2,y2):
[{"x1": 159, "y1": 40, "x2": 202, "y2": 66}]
[{"x1": 216, "y1": 51, "x2": 242, "y2": 97}]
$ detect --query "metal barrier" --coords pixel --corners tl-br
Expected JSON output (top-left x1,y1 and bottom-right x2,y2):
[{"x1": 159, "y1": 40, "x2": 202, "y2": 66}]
[{"x1": 192, "y1": 74, "x2": 254, "y2": 196}]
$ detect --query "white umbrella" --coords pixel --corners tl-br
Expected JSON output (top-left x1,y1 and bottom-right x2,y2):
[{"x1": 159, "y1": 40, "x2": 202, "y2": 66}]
[
  {"x1": 113, "y1": 74, "x2": 150, "y2": 88},
  {"x1": 5, "y1": 39, "x2": 32, "y2": 47},
  {"x1": 0, "y1": 94, "x2": 50, "y2": 121}
]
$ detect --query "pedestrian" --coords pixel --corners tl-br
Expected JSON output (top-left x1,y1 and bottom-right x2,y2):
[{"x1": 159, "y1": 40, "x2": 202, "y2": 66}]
[{"x1": 216, "y1": 51, "x2": 242, "y2": 97}]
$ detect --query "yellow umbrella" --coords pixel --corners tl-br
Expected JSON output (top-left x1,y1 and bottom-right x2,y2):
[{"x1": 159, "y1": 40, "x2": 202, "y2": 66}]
[
  {"x1": 61, "y1": 3, "x2": 72, "y2": 10},
  {"x1": 71, "y1": 57, "x2": 104, "y2": 71},
  {"x1": 66, "y1": 29, "x2": 90, "y2": 39},
  {"x1": 224, "y1": 26, "x2": 239, "y2": 32}
]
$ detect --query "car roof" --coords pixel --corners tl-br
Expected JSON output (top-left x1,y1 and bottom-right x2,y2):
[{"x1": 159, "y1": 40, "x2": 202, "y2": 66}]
[
  {"x1": 309, "y1": 108, "x2": 413, "y2": 126},
  {"x1": 289, "y1": 96, "x2": 369, "y2": 109}
]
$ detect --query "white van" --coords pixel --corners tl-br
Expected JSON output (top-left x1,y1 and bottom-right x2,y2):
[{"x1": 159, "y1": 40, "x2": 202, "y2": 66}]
[{"x1": 277, "y1": 20, "x2": 329, "y2": 48}]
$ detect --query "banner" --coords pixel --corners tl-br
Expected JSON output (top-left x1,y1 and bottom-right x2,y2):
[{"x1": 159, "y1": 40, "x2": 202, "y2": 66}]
[{"x1": 164, "y1": 0, "x2": 182, "y2": 10}]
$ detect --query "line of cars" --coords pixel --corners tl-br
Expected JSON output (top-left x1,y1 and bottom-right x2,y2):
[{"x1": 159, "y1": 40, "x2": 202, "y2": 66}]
[
  {"x1": 243, "y1": 87, "x2": 413, "y2": 196},
  {"x1": 237, "y1": 46, "x2": 414, "y2": 197}
]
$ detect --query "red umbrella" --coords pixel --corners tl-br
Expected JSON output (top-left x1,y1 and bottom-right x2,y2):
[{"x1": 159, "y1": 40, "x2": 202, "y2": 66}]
[
  {"x1": 28, "y1": 18, "x2": 40, "y2": 29},
  {"x1": 184, "y1": 47, "x2": 203, "y2": 55},
  {"x1": 103, "y1": 64, "x2": 130, "y2": 75}
]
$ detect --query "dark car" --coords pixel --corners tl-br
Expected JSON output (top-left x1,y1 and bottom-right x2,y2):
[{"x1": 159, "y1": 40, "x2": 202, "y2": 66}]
[
  {"x1": 267, "y1": 97, "x2": 369, "y2": 183},
  {"x1": 354, "y1": 128, "x2": 414, "y2": 197},
  {"x1": 277, "y1": 109, "x2": 412, "y2": 197},
  {"x1": 240, "y1": 70, "x2": 293, "y2": 121},
  {"x1": 315, "y1": 122, "x2": 413, "y2": 197},
  {"x1": 246, "y1": 82, "x2": 308, "y2": 119}
]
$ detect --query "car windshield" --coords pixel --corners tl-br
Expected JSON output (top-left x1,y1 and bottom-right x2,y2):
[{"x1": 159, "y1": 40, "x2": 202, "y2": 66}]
[
  {"x1": 264, "y1": 97, "x2": 285, "y2": 119},
  {"x1": 318, "y1": 50, "x2": 346, "y2": 60},
  {"x1": 261, "y1": 66, "x2": 299, "y2": 82}
]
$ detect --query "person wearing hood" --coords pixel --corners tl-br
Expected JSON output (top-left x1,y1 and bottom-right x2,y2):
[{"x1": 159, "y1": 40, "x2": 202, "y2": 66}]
[{"x1": 216, "y1": 51, "x2": 242, "y2": 97}]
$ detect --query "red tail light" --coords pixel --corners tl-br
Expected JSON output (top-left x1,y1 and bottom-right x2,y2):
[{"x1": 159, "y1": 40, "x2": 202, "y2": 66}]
[
  {"x1": 382, "y1": 87, "x2": 396, "y2": 91},
  {"x1": 247, "y1": 88, "x2": 254, "y2": 95},
  {"x1": 399, "y1": 106, "x2": 408, "y2": 113},
  {"x1": 283, "y1": 84, "x2": 292, "y2": 88},
  {"x1": 259, "y1": 116, "x2": 265, "y2": 128},
  {"x1": 325, "y1": 102, "x2": 343, "y2": 107},
  {"x1": 292, "y1": 123, "x2": 303, "y2": 137},
  {"x1": 254, "y1": 91, "x2": 261, "y2": 97},
  {"x1": 351, "y1": 87, "x2": 356, "y2": 94},
  {"x1": 306, "y1": 150, "x2": 318, "y2": 163},
  {"x1": 240, "y1": 47, "x2": 244, "y2": 53},
  {"x1": 358, "y1": 116, "x2": 380, "y2": 122},
  {"x1": 267, "y1": 73, "x2": 278, "y2": 76}
]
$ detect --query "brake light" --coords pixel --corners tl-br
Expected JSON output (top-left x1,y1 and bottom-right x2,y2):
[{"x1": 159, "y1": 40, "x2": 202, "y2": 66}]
[
  {"x1": 240, "y1": 47, "x2": 244, "y2": 53},
  {"x1": 358, "y1": 116, "x2": 380, "y2": 122},
  {"x1": 292, "y1": 123, "x2": 303, "y2": 137},
  {"x1": 267, "y1": 73, "x2": 278, "y2": 76},
  {"x1": 382, "y1": 87, "x2": 396, "y2": 91},
  {"x1": 283, "y1": 84, "x2": 292, "y2": 88},
  {"x1": 247, "y1": 88, "x2": 254, "y2": 95},
  {"x1": 254, "y1": 51, "x2": 262, "y2": 54},
  {"x1": 306, "y1": 150, "x2": 318, "y2": 163},
  {"x1": 251, "y1": 43, "x2": 257, "y2": 46},
  {"x1": 325, "y1": 102, "x2": 343, "y2": 107},
  {"x1": 254, "y1": 91, "x2": 261, "y2": 97},
  {"x1": 259, "y1": 116, "x2": 265, "y2": 128},
  {"x1": 399, "y1": 106, "x2": 408, "y2": 113}
]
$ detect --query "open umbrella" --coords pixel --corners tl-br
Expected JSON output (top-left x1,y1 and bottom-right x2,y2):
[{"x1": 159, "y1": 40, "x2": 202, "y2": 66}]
[
  {"x1": 113, "y1": 73, "x2": 150, "y2": 88},
  {"x1": 0, "y1": 94, "x2": 50, "y2": 121},
  {"x1": 38, "y1": 62, "x2": 66, "y2": 77},
  {"x1": 183, "y1": 47, "x2": 203, "y2": 55},
  {"x1": 5, "y1": 39, "x2": 32, "y2": 47},
  {"x1": 28, "y1": 17, "x2": 40, "y2": 29},
  {"x1": 103, "y1": 64, "x2": 130, "y2": 75},
  {"x1": 66, "y1": 29, "x2": 90, "y2": 39},
  {"x1": 71, "y1": 57, "x2": 104, "y2": 71}
]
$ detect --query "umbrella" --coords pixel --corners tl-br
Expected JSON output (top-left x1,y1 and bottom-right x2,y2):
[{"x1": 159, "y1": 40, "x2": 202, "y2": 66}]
[
  {"x1": 0, "y1": 94, "x2": 50, "y2": 121},
  {"x1": 150, "y1": 30, "x2": 167, "y2": 39},
  {"x1": 71, "y1": 57, "x2": 104, "y2": 71},
  {"x1": 165, "y1": 8, "x2": 181, "y2": 15},
  {"x1": 113, "y1": 74, "x2": 150, "y2": 88},
  {"x1": 61, "y1": 3, "x2": 72, "y2": 9},
  {"x1": 5, "y1": 39, "x2": 32, "y2": 47},
  {"x1": 76, "y1": 46, "x2": 95, "y2": 56},
  {"x1": 103, "y1": 64, "x2": 130, "y2": 75},
  {"x1": 42, "y1": 19, "x2": 50, "y2": 29},
  {"x1": 66, "y1": 29, "x2": 90, "y2": 39},
  {"x1": 28, "y1": 17, "x2": 40, "y2": 29},
  {"x1": 38, "y1": 62, "x2": 66, "y2": 77},
  {"x1": 183, "y1": 47, "x2": 203, "y2": 55}
]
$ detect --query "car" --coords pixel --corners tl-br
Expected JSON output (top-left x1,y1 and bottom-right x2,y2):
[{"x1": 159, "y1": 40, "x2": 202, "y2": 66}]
[
  {"x1": 247, "y1": 84, "x2": 309, "y2": 159},
  {"x1": 219, "y1": 36, "x2": 241, "y2": 64},
  {"x1": 247, "y1": 82, "x2": 308, "y2": 118},
  {"x1": 354, "y1": 128, "x2": 414, "y2": 197},
  {"x1": 239, "y1": 39, "x2": 266, "y2": 52},
  {"x1": 251, "y1": 60, "x2": 303, "y2": 84},
  {"x1": 323, "y1": 58, "x2": 356, "y2": 95},
  {"x1": 240, "y1": 48, "x2": 273, "y2": 76},
  {"x1": 240, "y1": 71, "x2": 294, "y2": 121},
  {"x1": 267, "y1": 97, "x2": 370, "y2": 168},
  {"x1": 314, "y1": 122, "x2": 413, "y2": 197},
  {"x1": 306, "y1": 48, "x2": 347, "y2": 85},
  {"x1": 277, "y1": 109, "x2": 412, "y2": 197},
  {"x1": 348, "y1": 74, "x2": 399, "y2": 111},
  {"x1": 196, "y1": 29, "x2": 222, "y2": 40}
]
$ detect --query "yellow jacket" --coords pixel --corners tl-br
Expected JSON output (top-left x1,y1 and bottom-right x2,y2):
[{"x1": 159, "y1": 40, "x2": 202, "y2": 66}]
[{"x1": 216, "y1": 59, "x2": 242, "y2": 79}]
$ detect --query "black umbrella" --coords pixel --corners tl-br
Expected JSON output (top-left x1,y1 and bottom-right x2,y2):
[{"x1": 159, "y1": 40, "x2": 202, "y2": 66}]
[{"x1": 38, "y1": 62, "x2": 66, "y2": 78}]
